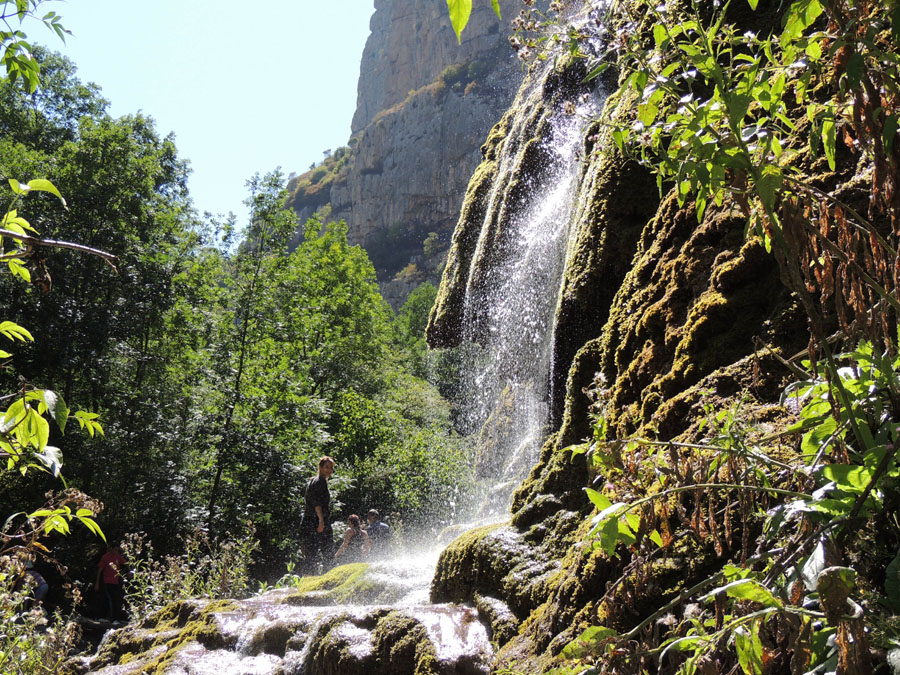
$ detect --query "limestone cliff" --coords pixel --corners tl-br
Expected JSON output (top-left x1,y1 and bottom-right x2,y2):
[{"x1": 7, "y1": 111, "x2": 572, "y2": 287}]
[{"x1": 287, "y1": 0, "x2": 522, "y2": 284}]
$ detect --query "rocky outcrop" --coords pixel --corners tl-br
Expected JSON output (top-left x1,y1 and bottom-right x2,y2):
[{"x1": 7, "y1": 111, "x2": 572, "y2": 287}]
[
  {"x1": 69, "y1": 564, "x2": 493, "y2": 675},
  {"x1": 425, "y1": 2, "x2": 817, "y2": 671},
  {"x1": 287, "y1": 0, "x2": 522, "y2": 282}
]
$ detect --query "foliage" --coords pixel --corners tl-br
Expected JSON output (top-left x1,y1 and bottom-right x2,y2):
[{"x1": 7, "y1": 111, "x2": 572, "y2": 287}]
[
  {"x1": 121, "y1": 525, "x2": 259, "y2": 620},
  {"x1": 447, "y1": 0, "x2": 503, "y2": 43},
  {"x1": 529, "y1": 0, "x2": 900, "y2": 671},
  {"x1": 0, "y1": 561, "x2": 80, "y2": 675},
  {"x1": 0, "y1": 1, "x2": 68, "y2": 93}
]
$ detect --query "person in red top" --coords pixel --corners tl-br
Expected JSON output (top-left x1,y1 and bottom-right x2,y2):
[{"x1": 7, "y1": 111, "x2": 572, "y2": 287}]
[{"x1": 94, "y1": 543, "x2": 126, "y2": 622}]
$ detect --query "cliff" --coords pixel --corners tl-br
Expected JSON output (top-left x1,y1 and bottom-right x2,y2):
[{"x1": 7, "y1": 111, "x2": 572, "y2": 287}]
[{"x1": 287, "y1": 0, "x2": 522, "y2": 284}]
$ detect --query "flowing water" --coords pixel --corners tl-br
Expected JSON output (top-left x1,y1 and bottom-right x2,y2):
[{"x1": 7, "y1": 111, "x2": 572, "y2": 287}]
[{"x1": 457, "y1": 87, "x2": 601, "y2": 518}]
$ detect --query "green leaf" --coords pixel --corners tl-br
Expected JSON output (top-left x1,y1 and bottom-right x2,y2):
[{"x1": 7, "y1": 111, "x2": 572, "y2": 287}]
[
  {"x1": 41, "y1": 390, "x2": 68, "y2": 433},
  {"x1": 8, "y1": 258, "x2": 30, "y2": 282},
  {"x1": 600, "y1": 515, "x2": 620, "y2": 556},
  {"x1": 649, "y1": 529, "x2": 664, "y2": 547},
  {"x1": 0, "y1": 320, "x2": 33, "y2": 342},
  {"x1": 703, "y1": 579, "x2": 783, "y2": 607},
  {"x1": 490, "y1": 0, "x2": 501, "y2": 19},
  {"x1": 756, "y1": 166, "x2": 783, "y2": 212},
  {"x1": 782, "y1": 0, "x2": 824, "y2": 43},
  {"x1": 822, "y1": 110, "x2": 836, "y2": 170},
  {"x1": 8, "y1": 178, "x2": 21, "y2": 194},
  {"x1": 821, "y1": 464, "x2": 871, "y2": 493},
  {"x1": 734, "y1": 623, "x2": 765, "y2": 675},
  {"x1": 747, "y1": 0, "x2": 759, "y2": 9},
  {"x1": 886, "y1": 550, "x2": 900, "y2": 611},
  {"x1": 844, "y1": 53, "x2": 864, "y2": 92},
  {"x1": 725, "y1": 93, "x2": 752, "y2": 123},
  {"x1": 801, "y1": 415, "x2": 837, "y2": 459},
  {"x1": 561, "y1": 626, "x2": 617, "y2": 658},
  {"x1": 805, "y1": 39, "x2": 822, "y2": 60},
  {"x1": 25, "y1": 178, "x2": 66, "y2": 206},
  {"x1": 447, "y1": 0, "x2": 472, "y2": 44},
  {"x1": 585, "y1": 487, "x2": 612, "y2": 511},
  {"x1": 638, "y1": 102, "x2": 658, "y2": 126},
  {"x1": 653, "y1": 24, "x2": 668, "y2": 47}
]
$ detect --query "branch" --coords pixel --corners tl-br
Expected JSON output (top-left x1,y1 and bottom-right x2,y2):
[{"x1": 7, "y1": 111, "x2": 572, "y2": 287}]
[{"x1": 0, "y1": 228, "x2": 118, "y2": 271}]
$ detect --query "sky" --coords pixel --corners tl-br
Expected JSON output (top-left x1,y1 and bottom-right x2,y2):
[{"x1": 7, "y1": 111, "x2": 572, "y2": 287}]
[{"x1": 32, "y1": 0, "x2": 375, "y2": 222}]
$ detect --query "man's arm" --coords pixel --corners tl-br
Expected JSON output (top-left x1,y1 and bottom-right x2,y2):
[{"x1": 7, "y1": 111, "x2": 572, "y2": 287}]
[{"x1": 315, "y1": 505, "x2": 325, "y2": 533}]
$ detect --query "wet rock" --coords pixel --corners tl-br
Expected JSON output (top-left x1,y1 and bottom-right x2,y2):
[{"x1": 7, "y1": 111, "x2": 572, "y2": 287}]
[{"x1": 73, "y1": 561, "x2": 493, "y2": 675}]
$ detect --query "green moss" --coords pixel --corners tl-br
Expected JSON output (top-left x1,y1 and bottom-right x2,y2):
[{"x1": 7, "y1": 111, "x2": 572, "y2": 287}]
[
  {"x1": 90, "y1": 599, "x2": 236, "y2": 674},
  {"x1": 431, "y1": 523, "x2": 504, "y2": 603},
  {"x1": 286, "y1": 562, "x2": 376, "y2": 605},
  {"x1": 372, "y1": 612, "x2": 440, "y2": 675}
]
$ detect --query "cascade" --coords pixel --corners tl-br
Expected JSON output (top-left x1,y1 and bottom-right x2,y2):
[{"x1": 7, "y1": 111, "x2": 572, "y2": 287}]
[{"x1": 456, "y1": 71, "x2": 602, "y2": 517}]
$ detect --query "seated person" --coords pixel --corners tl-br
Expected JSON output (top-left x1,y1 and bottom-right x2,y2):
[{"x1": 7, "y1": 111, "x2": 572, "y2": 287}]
[
  {"x1": 365, "y1": 509, "x2": 392, "y2": 556},
  {"x1": 334, "y1": 514, "x2": 370, "y2": 562}
]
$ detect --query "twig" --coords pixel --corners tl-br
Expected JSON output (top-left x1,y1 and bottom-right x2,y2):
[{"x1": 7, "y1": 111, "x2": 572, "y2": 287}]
[{"x1": 0, "y1": 228, "x2": 118, "y2": 271}]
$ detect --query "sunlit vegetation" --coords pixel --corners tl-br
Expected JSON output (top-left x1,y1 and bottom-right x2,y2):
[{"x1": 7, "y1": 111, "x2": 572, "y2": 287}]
[{"x1": 0, "y1": 33, "x2": 474, "y2": 661}]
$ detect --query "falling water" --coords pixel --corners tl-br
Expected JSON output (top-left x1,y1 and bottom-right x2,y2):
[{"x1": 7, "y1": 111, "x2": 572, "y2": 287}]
[{"x1": 458, "y1": 88, "x2": 600, "y2": 517}]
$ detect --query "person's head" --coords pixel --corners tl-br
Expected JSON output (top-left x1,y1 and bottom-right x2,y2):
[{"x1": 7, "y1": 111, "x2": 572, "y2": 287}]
[
  {"x1": 318, "y1": 456, "x2": 335, "y2": 478},
  {"x1": 348, "y1": 514, "x2": 361, "y2": 530},
  {"x1": 367, "y1": 509, "x2": 379, "y2": 524}
]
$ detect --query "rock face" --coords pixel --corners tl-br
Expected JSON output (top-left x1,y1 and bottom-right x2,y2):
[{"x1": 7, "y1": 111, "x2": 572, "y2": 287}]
[
  {"x1": 425, "y1": 1, "x2": 831, "y2": 672},
  {"x1": 287, "y1": 0, "x2": 522, "y2": 283}
]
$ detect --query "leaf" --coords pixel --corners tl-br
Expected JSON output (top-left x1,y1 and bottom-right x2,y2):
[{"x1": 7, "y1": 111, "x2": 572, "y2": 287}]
[
  {"x1": 638, "y1": 102, "x2": 658, "y2": 126},
  {"x1": 41, "y1": 390, "x2": 68, "y2": 433},
  {"x1": 446, "y1": 0, "x2": 472, "y2": 44},
  {"x1": 821, "y1": 463, "x2": 871, "y2": 493},
  {"x1": 561, "y1": 626, "x2": 617, "y2": 658},
  {"x1": 822, "y1": 110, "x2": 836, "y2": 170},
  {"x1": 585, "y1": 487, "x2": 612, "y2": 511},
  {"x1": 653, "y1": 24, "x2": 668, "y2": 47},
  {"x1": 844, "y1": 53, "x2": 864, "y2": 91},
  {"x1": 600, "y1": 515, "x2": 620, "y2": 556},
  {"x1": 490, "y1": 0, "x2": 501, "y2": 20},
  {"x1": 756, "y1": 166, "x2": 783, "y2": 212},
  {"x1": 8, "y1": 178, "x2": 21, "y2": 194},
  {"x1": 34, "y1": 445, "x2": 62, "y2": 477},
  {"x1": 0, "y1": 320, "x2": 33, "y2": 342},
  {"x1": 702, "y1": 579, "x2": 783, "y2": 607},
  {"x1": 801, "y1": 540, "x2": 827, "y2": 590},
  {"x1": 25, "y1": 178, "x2": 66, "y2": 206},
  {"x1": 886, "y1": 550, "x2": 900, "y2": 611},
  {"x1": 734, "y1": 624, "x2": 765, "y2": 675},
  {"x1": 782, "y1": 0, "x2": 824, "y2": 43},
  {"x1": 747, "y1": 0, "x2": 759, "y2": 9}
]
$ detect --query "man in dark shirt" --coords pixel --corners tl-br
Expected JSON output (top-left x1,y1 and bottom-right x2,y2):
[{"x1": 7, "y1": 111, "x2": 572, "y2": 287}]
[
  {"x1": 366, "y1": 509, "x2": 392, "y2": 557},
  {"x1": 300, "y1": 456, "x2": 335, "y2": 574}
]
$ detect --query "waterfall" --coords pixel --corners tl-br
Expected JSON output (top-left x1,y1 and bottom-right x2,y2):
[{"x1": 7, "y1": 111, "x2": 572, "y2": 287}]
[{"x1": 456, "y1": 74, "x2": 602, "y2": 518}]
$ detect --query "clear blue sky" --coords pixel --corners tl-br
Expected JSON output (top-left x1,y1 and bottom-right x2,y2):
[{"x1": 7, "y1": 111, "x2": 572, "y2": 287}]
[{"x1": 33, "y1": 0, "x2": 375, "y2": 222}]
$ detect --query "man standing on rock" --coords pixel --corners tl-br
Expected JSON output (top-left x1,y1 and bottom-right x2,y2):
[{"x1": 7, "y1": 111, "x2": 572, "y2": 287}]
[{"x1": 300, "y1": 456, "x2": 335, "y2": 574}]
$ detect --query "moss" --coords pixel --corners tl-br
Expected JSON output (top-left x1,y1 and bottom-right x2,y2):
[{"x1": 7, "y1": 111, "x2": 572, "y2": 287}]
[
  {"x1": 90, "y1": 599, "x2": 235, "y2": 674},
  {"x1": 372, "y1": 612, "x2": 440, "y2": 675},
  {"x1": 431, "y1": 523, "x2": 504, "y2": 603},
  {"x1": 286, "y1": 562, "x2": 376, "y2": 605}
]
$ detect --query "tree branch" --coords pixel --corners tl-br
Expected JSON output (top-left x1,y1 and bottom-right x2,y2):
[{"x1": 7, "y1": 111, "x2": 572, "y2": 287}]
[{"x1": 0, "y1": 228, "x2": 118, "y2": 271}]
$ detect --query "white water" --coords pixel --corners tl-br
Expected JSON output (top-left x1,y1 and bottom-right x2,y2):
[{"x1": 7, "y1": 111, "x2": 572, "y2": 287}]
[{"x1": 458, "y1": 93, "x2": 599, "y2": 518}]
